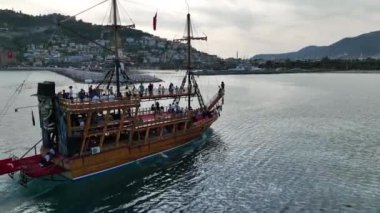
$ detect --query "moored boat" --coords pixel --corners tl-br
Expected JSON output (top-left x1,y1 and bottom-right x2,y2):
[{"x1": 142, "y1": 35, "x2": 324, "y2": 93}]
[{"x1": 0, "y1": 0, "x2": 225, "y2": 186}]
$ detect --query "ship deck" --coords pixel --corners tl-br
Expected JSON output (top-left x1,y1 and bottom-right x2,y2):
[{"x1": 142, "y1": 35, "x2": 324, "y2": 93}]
[{"x1": 59, "y1": 87, "x2": 196, "y2": 113}]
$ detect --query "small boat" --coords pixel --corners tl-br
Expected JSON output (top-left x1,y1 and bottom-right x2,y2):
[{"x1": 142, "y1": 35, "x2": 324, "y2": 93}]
[
  {"x1": 0, "y1": 0, "x2": 225, "y2": 186},
  {"x1": 195, "y1": 63, "x2": 263, "y2": 76}
]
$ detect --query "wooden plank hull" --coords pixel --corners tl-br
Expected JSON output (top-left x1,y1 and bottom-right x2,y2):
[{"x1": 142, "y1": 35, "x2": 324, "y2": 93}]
[{"x1": 62, "y1": 117, "x2": 216, "y2": 180}]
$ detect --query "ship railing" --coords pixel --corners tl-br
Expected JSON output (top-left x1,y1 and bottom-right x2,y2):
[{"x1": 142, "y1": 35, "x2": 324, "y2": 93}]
[
  {"x1": 59, "y1": 96, "x2": 141, "y2": 112},
  {"x1": 69, "y1": 106, "x2": 199, "y2": 137},
  {"x1": 135, "y1": 106, "x2": 200, "y2": 117},
  {"x1": 135, "y1": 110, "x2": 194, "y2": 129},
  {"x1": 206, "y1": 89, "x2": 224, "y2": 111},
  {"x1": 20, "y1": 139, "x2": 42, "y2": 159},
  {"x1": 135, "y1": 87, "x2": 196, "y2": 100}
]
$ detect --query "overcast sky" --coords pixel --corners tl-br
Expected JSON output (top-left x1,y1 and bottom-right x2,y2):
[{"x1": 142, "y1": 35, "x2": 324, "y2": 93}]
[{"x1": 1, "y1": 0, "x2": 380, "y2": 58}]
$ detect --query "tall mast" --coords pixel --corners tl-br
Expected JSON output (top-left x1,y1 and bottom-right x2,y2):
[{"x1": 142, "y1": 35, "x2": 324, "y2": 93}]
[
  {"x1": 112, "y1": 0, "x2": 121, "y2": 97},
  {"x1": 174, "y1": 13, "x2": 206, "y2": 109},
  {"x1": 187, "y1": 13, "x2": 191, "y2": 109}
]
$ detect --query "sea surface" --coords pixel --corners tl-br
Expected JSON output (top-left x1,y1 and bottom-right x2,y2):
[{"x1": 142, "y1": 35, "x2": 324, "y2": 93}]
[{"x1": 0, "y1": 70, "x2": 379, "y2": 212}]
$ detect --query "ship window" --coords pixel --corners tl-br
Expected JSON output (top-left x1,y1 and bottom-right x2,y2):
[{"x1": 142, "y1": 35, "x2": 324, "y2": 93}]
[
  {"x1": 132, "y1": 132, "x2": 139, "y2": 141},
  {"x1": 103, "y1": 134, "x2": 116, "y2": 145},
  {"x1": 177, "y1": 122, "x2": 185, "y2": 131},
  {"x1": 149, "y1": 127, "x2": 160, "y2": 138},
  {"x1": 132, "y1": 130, "x2": 146, "y2": 142},
  {"x1": 139, "y1": 130, "x2": 146, "y2": 140},
  {"x1": 71, "y1": 113, "x2": 86, "y2": 127},
  {"x1": 163, "y1": 124, "x2": 174, "y2": 135}
]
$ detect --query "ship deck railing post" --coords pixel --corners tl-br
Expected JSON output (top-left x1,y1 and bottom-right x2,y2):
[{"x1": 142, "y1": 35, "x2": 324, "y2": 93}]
[
  {"x1": 80, "y1": 112, "x2": 93, "y2": 156},
  {"x1": 99, "y1": 109, "x2": 111, "y2": 149},
  {"x1": 115, "y1": 107, "x2": 127, "y2": 146}
]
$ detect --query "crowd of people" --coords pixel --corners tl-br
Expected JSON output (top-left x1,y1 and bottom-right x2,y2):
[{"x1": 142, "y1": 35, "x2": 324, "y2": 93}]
[
  {"x1": 59, "y1": 85, "x2": 119, "y2": 103},
  {"x1": 150, "y1": 101, "x2": 185, "y2": 114},
  {"x1": 58, "y1": 81, "x2": 224, "y2": 104}
]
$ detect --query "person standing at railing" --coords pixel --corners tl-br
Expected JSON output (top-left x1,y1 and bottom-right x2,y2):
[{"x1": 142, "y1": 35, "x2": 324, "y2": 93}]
[
  {"x1": 156, "y1": 102, "x2": 160, "y2": 113},
  {"x1": 148, "y1": 83, "x2": 153, "y2": 95},
  {"x1": 168, "y1": 104, "x2": 173, "y2": 113},
  {"x1": 88, "y1": 85, "x2": 94, "y2": 99},
  {"x1": 108, "y1": 86, "x2": 114, "y2": 95},
  {"x1": 68, "y1": 86, "x2": 74, "y2": 101},
  {"x1": 161, "y1": 85, "x2": 165, "y2": 94},
  {"x1": 169, "y1": 82, "x2": 174, "y2": 94},
  {"x1": 158, "y1": 84, "x2": 162, "y2": 94},
  {"x1": 78, "y1": 89, "x2": 85, "y2": 102},
  {"x1": 175, "y1": 86, "x2": 179, "y2": 94},
  {"x1": 139, "y1": 83, "x2": 144, "y2": 97}
]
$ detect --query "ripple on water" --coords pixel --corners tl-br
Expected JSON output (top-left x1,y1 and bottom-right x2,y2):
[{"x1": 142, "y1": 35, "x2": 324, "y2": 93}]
[{"x1": 0, "y1": 72, "x2": 380, "y2": 212}]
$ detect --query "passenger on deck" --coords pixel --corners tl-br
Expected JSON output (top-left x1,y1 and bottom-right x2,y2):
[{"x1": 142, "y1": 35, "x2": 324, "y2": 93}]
[
  {"x1": 125, "y1": 85, "x2": 131, "y2": 98},
  {"x1": 148, "y1": 83, "x2": 153, "y2": 95},
  {"x1": 174, "y1": 102, "x2": 180, "y2": 113},
  {"x1": 168, "y1": 104, "x2": 173, "y2": 113},
  {"x1": 88, "y1": 85, "x2": 94, "y2": 99},
  {"x1": 92, "y1": 94, "x2": 100, "y2": 102},
  {"x1": 156, "y1": 102, "x2": 160, "y2": 113},
  {"x1": 62, "y1": 90, "x2": 68, "y2": 99},
  {"x1": 139, "y1": 83, "x2": 144, "y2": 97},
  {"x1": 151, "y1": 104, "x2": 156, "y2": 112},
  {"x1": 78, "y1": 89, "x2": 85, "y2": 102},
  {"x1": 69, "y1": 86, "x2": 74, "y2": 100},
  {"x1": 132, "y1": 85, "x2": 136, "y2": 96},
  {"x1": 39, "y1": 148, "x2": 56, "y2": 167},
  {"x1": 221, "y1": 81, "x2": 225, "y2": 90},
  {"x1": 79, "y1": 119, "x2": 85, "y2": 127},
  {"x1": 175, "y1": 86, "x2": 179, "y2": 94},
  {"x1": 109, "y1": 93, "x2": 115, "y2": 100},
  {"x1": 169, "y1": 82, "x2": 174, "y2": 94},
  {"x1": 100, "y1": 93, "x2": 108, "y2": 101},
  {"x1": 158, "y1": 84, "x2": 162, "y2": 94},
  {"x1": 108, "y1": 86, "x2": 114, "y2": 95},
  {"x1": 161, "y1": 85, "x2": 165, "y2": 94},
  {"x1": 89, "y1": 137, "x2": 99, "y2": 148}
]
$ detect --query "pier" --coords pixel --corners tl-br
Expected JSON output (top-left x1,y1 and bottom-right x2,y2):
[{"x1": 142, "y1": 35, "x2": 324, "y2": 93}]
[{"x1": 0, "y1": 66, "x2": 162, "y2": 83}]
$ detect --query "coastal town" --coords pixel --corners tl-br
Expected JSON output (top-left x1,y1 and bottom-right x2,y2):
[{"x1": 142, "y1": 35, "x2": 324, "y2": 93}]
[{"x1": 0, "y1": 9, "x2": 229, "y2": 71}]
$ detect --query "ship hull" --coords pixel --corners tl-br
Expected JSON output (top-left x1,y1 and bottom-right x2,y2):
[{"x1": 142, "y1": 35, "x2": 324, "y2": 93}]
[{"x1": 62, "y1": 117, "x2": 216, "y2": 180}]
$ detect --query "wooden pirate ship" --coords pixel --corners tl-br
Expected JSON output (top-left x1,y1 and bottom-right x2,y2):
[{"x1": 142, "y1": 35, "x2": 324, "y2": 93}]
[{"x1": 0, "y1": 0, "x2": 224, "y2": 185}]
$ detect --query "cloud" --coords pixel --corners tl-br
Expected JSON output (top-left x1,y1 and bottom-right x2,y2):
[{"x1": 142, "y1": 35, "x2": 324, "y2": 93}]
[{"x1": 1, "y1": 0, "x2": 380, "y2": 58}]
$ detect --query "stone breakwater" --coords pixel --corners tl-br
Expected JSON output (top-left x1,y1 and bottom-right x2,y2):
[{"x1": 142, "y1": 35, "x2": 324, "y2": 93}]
[{"x1": 0, "y1": 67, "x2": 162, "y2": 83}]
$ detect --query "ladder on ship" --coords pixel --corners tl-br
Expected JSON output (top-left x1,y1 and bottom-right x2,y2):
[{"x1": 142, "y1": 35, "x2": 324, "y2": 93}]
[{"x1": 190, "y1": 74, "x2": 206, "y2": 110}]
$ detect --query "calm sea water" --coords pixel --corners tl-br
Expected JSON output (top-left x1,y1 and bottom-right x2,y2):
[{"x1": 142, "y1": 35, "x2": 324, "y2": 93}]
[{"x1": 0, "y1": 70, "x2": 379, "y2": 212}]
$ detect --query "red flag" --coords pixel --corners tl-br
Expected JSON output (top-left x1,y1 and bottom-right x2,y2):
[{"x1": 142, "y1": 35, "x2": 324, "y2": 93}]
[{"x1": 153, "y1": 12, "x2": 157, "y2": 31}]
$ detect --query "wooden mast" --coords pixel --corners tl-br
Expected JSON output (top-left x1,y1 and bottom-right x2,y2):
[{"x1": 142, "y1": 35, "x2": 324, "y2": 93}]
[
  {"x1": 184, "y1": 13, "x2": 207, "y2": 110},
  {"x1": 112, "y1": 0, "x2": 121, "y2": 97},
  {"x1": 186, "y1": 14, "x2": 191, "y2": 109}
]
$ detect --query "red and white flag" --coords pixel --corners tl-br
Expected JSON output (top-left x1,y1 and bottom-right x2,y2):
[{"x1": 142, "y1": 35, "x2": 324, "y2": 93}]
[{"x1": 153, "y1": 12, "x2": 157, "y2": 31}]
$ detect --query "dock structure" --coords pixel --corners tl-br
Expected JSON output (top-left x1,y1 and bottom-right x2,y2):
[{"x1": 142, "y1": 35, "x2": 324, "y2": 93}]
[{"x1": 0, "y1": 66, "x2": 162, "y2": 83}]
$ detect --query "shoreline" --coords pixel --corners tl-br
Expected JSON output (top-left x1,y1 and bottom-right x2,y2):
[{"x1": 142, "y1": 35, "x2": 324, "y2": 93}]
[
  {"x1": 194, "y1": 69, "x2": 380, "y2": 76},
  {"x1": 0, "y1": 66, "x2": 162, "y2": 83}
]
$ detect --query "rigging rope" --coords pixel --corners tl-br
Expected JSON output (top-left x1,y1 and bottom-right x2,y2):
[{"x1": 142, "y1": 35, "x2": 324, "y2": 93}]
[
  {"x1": 101, "y1": 1, "x2": 112, "y2": 26},
  {"x1": 118, "y1": 1, "x2": 136, "y2": 26},
  {"x1": 60, "y1": 0, "x2": 110, "y2": 23},
  {"x1": 0, "y1": 74, "x2": 29, "y2": 125}
]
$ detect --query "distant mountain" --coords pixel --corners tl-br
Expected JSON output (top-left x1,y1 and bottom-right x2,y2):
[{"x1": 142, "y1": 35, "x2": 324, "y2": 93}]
[{"x1": 252, "y1": 31, "x2": 380, "y2": 60}]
